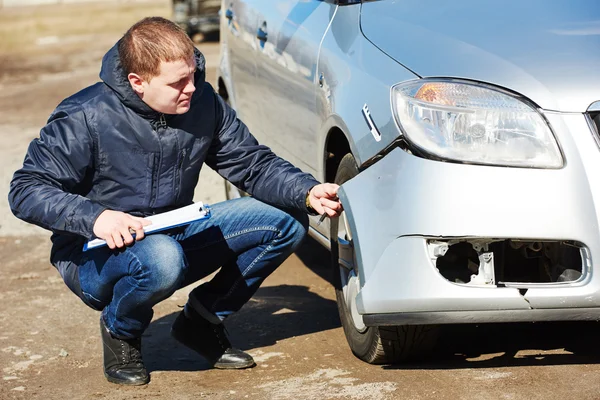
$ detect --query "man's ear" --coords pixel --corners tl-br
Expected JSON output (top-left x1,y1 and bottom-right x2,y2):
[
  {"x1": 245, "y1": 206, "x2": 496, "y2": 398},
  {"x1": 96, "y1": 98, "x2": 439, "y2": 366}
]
[{"x1": 127, "y1": 73, "x2": 146, "y2": 95}]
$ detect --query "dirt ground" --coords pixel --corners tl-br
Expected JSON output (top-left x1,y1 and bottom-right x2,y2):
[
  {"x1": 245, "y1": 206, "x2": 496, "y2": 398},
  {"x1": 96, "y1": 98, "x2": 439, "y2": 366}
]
[{"x1": 2, "y1": 2, "x2": 600, "y2": 400}]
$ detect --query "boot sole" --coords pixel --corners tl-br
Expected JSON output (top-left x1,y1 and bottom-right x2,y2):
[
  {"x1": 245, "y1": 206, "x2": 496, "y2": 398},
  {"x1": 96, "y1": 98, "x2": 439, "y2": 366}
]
[
  {"x1": 104, "y1": 372, "x2": 150, "y2": 386},
  {"x1": 213, "y1": 360, "x2": 256, "y2": 369}
]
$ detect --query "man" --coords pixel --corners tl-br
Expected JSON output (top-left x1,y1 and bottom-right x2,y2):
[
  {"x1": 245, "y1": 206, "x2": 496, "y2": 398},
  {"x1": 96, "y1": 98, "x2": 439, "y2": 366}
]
[{"x1": 8, "y1": 17, "x2": 342, "y2": 386}]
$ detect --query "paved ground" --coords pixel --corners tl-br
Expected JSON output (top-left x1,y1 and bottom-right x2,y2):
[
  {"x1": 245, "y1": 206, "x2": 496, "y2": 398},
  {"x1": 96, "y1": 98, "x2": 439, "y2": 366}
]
[{"x1": 2, "y1": 2, "x2": 600, "y2": 400}]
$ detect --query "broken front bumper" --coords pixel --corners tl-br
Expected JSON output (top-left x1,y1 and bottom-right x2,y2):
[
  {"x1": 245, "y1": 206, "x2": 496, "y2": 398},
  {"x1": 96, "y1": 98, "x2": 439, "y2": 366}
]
[{"x1": 338, "y1": 112, "x2": 600, "y2": 325}]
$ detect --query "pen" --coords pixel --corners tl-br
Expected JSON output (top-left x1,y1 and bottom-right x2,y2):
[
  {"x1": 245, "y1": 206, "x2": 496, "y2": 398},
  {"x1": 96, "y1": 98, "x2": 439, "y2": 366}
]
[{"x1": 316, "y1": 213, "x2": 327, "y2": 226}]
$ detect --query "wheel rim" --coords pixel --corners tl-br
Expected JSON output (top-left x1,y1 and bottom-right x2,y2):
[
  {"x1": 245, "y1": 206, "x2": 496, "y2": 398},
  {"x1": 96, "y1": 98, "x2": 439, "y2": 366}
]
[{"x1": 337, "y1": 210, "x2": 366, "y2": 332}]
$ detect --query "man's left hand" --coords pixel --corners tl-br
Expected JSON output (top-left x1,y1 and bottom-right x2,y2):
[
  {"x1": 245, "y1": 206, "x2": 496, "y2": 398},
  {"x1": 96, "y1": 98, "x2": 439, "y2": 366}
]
[{"x1": 308, "y1": 183, "x2": 343, "y2": 218}]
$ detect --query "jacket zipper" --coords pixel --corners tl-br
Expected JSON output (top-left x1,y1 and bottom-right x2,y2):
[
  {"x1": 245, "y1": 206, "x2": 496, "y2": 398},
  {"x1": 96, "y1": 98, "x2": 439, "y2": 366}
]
[
  {"x1": 149, "y1": 114, "x2": 166, "y2": 208},
  {"x1": 175, "y1": 148, "x2": 186, "y2": 204}
]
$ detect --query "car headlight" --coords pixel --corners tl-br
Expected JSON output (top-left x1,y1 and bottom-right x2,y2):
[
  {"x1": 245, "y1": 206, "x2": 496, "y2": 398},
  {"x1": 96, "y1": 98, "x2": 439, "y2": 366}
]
[{"x1": 391, "y1": 79, "x2": 563, "y2": 168}]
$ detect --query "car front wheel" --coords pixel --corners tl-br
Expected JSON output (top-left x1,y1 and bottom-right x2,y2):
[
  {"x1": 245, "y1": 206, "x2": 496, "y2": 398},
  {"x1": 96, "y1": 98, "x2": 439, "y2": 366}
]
[{"x1": 331, "y1": 153, "x2": 439, "y2": 364}]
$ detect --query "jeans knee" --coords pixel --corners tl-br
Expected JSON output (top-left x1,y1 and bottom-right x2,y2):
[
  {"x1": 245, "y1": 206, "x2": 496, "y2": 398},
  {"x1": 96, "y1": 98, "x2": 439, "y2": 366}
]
[
  {"x1": 133, "y1": 235, "x2": 186, "y2": 295},
  {"x1": 282, "y1": 211, "x2": 309, "y2": 251}
]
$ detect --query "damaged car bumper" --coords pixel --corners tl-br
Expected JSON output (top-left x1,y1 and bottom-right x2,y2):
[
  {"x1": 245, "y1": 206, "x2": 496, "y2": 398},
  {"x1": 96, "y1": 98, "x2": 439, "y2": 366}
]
[{"x1": 338, "y1": 111, "x2": 600, "y2": 326}]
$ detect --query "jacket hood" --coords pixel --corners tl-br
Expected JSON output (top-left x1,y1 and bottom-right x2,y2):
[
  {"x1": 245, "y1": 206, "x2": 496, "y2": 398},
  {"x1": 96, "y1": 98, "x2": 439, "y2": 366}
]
[
  {"x1": 99, "y1": 42, "x2": 207, "y2": 118},
  {"x1": 360, "y1": 0, "x2": 600, "y2": 113}
]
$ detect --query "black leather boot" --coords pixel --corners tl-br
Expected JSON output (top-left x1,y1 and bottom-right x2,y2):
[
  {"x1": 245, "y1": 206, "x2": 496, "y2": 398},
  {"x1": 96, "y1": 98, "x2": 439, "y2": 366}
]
[
  {"x1": 171, "y1": 305, "x2": 255, "y2": 369},
  {"x1": 100, "y1": 317, "x2": 149, "y2": 385}
]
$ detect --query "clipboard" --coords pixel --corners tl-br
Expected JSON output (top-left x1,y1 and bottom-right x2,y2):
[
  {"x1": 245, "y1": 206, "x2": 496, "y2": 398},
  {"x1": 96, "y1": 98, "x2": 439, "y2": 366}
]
[{"x1": 83, "y1": 202, "x2": 211, "y2": 251}]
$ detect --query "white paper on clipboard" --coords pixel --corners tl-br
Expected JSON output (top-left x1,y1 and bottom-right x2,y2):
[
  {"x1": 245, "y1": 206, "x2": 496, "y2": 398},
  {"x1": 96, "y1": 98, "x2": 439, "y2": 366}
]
[{"x1": 83, "y1": 202, "x2": 210, "y2": 251}]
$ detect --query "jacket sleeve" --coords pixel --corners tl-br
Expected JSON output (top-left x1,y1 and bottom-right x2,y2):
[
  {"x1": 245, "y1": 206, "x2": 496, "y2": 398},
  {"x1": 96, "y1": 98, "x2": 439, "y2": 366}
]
[
  {"x1": 8, "y1": 108, "x2": 106, "y2": 239},
  {"x1": 205, "y1": 92, "x2": 320, "y2": 212}
]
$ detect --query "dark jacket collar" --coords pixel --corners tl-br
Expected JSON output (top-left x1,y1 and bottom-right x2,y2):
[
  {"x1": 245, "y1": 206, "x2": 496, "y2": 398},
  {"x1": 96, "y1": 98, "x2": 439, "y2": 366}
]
[{"x1": 99, "y1": 41, "x2": 207, "y2": 121}]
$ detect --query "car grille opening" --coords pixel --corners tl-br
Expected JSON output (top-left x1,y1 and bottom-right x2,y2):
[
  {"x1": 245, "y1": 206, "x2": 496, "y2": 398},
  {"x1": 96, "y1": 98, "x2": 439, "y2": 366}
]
[{"x1": 431, "y1": 239, "x2": 585, "y2": 287}]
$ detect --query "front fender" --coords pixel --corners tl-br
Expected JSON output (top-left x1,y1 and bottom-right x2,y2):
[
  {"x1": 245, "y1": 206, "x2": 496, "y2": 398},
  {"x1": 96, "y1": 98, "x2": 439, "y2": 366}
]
[{"x1": 316, "y1": 4, "x2": 418, "y2": 169}]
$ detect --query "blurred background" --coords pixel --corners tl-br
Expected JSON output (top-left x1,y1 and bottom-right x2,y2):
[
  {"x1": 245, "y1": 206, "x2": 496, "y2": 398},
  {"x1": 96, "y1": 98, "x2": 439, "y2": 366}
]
[{"x1": 0, "y1": 0, "x2": 226, "y2": 237}]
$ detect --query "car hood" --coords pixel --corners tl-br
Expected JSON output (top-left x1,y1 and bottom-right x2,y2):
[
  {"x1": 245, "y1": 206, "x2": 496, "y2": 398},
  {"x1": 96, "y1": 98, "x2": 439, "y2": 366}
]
[{"x1": 360, "y1": 0, "x2": 600, "y2": 112}]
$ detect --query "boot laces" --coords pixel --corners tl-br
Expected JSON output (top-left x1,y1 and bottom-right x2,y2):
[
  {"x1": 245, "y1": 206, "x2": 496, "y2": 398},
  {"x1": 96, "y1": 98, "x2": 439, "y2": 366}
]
[
  {"x1": 121, "y1": 337, "x2": 143, "y2": 365},
  {"x1": 212, "y1": 324, "x2": 231, "y2": 350}
]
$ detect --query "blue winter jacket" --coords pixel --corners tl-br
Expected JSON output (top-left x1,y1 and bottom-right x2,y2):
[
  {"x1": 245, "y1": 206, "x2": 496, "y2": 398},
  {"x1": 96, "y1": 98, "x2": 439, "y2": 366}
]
[{"x1": 8, "y1": 43, "x2": 319, "y2": 260}]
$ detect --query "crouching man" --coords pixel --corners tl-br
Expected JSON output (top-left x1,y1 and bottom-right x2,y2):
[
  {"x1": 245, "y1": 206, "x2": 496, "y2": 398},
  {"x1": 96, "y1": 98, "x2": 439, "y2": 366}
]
[{"x1": 8, "y1": 17, "x2": 341, "y2": 385}]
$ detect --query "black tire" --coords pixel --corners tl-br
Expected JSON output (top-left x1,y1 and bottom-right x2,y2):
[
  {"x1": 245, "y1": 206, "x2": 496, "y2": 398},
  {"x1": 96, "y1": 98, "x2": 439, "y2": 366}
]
[{"x1": 331, "y1": 153, "x2": 439, "y2": 364}]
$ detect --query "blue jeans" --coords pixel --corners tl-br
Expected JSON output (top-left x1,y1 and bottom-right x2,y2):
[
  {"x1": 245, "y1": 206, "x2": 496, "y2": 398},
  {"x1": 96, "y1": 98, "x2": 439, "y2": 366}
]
[{"x1": 55, "y1": 197, "x2": 308, "y2": 339}]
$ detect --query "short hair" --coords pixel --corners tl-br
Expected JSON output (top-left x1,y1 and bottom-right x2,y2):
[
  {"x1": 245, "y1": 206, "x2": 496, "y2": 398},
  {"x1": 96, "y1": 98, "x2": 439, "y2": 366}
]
[{"x1": 119, "y1": 16, "x2": 195, "y2": 80}]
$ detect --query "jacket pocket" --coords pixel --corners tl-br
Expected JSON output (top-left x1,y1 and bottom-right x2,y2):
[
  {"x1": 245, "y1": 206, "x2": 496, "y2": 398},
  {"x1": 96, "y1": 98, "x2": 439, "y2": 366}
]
[{"x1": 97, "y1": 150, "x2": 157, "y2": 210}]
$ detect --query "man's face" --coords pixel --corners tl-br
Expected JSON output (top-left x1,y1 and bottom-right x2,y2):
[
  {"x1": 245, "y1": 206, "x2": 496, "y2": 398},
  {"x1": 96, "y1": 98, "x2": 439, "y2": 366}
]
[{"x1": 133, "y1": 57, "x2": 197, "y2": 115}]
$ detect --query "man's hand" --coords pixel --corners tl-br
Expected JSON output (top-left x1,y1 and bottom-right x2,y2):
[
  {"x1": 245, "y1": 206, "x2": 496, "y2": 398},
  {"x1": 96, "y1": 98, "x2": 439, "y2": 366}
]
[
  {"x1": 308, "y1": 183, "x2": 343, "y2": 218},
  {"x1": 93, "y1": 210, "x2": 152, "y2": 250}
]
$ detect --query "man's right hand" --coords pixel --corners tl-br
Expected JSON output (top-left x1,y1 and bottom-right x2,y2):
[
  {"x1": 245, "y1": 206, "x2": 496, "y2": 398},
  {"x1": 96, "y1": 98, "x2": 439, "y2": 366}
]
[{"x1": 93, "y1": 210, "x2": 152, "y2": 249}]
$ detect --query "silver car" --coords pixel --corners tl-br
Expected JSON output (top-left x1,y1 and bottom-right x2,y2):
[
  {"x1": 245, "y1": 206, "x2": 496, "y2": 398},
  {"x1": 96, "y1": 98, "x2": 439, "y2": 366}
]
[{"x1": 217, "y1": 0, "x2": 600, "y2": 364}]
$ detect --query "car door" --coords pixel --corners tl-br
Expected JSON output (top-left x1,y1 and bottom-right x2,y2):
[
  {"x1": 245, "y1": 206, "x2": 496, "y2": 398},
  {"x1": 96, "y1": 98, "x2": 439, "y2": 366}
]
[
  {"x1": 221, "y1": 0, "x2": 262, "y2": 134},
  {"x1": 250, "y1": 0, "x2": 336, "y2": 177}
]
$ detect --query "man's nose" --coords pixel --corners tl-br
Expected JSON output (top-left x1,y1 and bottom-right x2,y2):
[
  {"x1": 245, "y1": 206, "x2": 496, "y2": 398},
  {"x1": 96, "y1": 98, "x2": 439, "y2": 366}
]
[{"x1": 184, "y1": 80, "x2": 196, "y2": 94}]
